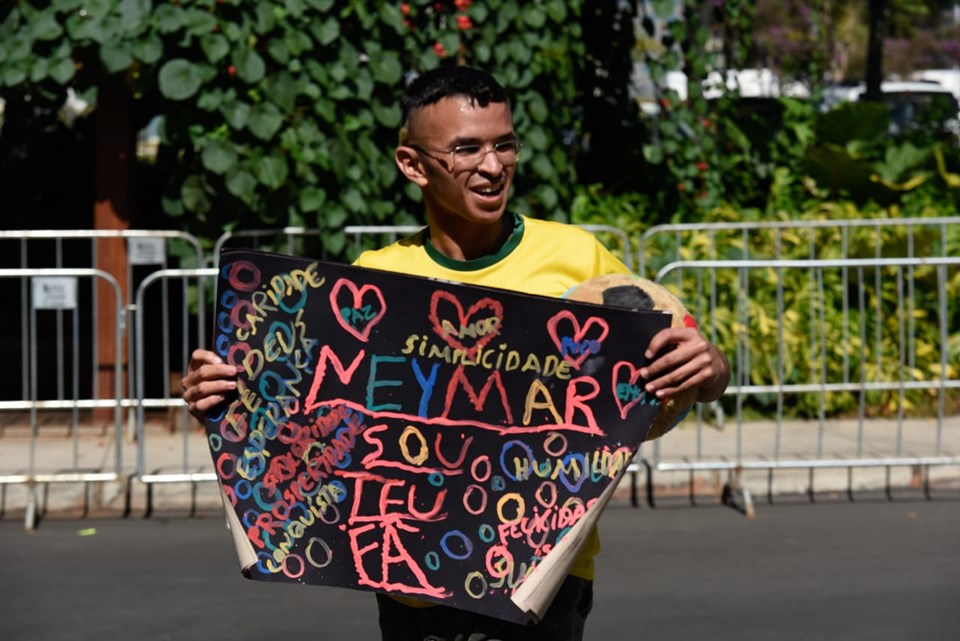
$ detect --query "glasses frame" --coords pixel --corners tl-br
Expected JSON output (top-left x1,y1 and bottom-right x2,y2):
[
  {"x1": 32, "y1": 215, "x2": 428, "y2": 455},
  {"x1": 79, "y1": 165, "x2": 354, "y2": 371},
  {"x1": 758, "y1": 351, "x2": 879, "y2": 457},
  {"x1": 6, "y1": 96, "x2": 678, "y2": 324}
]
[{"x1": 407, "y1": 139, "x2": 523, "y2": 173}]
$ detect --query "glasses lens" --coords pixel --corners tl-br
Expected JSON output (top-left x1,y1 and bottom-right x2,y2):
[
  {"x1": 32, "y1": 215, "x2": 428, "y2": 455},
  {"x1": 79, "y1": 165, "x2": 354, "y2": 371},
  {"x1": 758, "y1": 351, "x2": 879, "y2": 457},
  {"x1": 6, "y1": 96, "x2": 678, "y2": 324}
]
[{"x1": 452, "y1": 141, "x2": 521, "y2": 171}]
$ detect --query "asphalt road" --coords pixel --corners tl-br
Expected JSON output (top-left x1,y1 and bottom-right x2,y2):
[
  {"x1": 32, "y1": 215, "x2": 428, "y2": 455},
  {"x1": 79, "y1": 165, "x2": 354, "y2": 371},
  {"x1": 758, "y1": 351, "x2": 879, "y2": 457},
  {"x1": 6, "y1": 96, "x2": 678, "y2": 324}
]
[{"x1": 2, "y1": 499, "x2": 958, "y2": 641}]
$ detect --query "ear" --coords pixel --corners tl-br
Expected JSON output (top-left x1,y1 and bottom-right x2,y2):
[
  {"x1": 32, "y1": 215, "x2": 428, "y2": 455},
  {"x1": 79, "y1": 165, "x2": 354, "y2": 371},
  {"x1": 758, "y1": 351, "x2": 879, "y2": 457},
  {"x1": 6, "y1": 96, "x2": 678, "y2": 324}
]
[{"x1": 396, "y1": 146, "x2": 429, "y2": 187}]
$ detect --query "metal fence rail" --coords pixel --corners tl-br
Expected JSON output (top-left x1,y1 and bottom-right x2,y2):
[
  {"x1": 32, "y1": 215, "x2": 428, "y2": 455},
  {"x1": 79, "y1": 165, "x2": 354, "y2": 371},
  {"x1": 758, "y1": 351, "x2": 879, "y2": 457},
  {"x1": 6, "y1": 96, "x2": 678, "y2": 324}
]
[
  {"x1": 132, "y1": 267, "x2": 218, "y2": 514},
  {"x1": 0, "y1": 268, "x2": 125, "y2": 529},
  {"x1": 0, "y1": 230, "x2": 205, "y2": 424},
  {"x1": 636, "y1": 216, "x2": 960, "y2": 278},
  {"x1": 639, "y1": 256, "x2": 960, "y2": 509}
]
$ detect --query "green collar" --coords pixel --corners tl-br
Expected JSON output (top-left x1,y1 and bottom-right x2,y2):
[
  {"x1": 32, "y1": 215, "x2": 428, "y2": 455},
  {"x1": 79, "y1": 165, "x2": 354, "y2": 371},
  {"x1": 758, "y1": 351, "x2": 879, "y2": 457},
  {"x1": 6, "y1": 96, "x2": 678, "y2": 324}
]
[{"x1": 423, "y1": 212, "x2": 524, "y2": 271}]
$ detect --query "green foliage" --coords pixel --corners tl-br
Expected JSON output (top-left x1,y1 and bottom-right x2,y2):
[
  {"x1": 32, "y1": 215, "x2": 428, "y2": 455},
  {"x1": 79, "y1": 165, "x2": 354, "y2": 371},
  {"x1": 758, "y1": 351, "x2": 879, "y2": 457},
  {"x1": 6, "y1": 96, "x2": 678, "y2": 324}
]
[{"x1": 0, "y1": 0, "x2": 584, "y2": 254}]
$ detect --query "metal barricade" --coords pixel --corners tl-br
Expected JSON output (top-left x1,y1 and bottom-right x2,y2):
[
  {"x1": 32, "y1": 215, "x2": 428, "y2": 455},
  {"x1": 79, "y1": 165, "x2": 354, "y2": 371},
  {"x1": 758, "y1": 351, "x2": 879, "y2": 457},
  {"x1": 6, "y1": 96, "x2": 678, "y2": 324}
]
[
  {"x1": 0, "y1": 268, "x2": 124, "y2": 529},
  {"x1": 636, "y1": 217, "x2": 960, "y2": 278},
  {"x1": 638, "y1": 257, "x2": 960, "y2": 510},
  {"x1": 133, "y1": 268, "x2": 219, "y2": 515},
  {"x1": 0, "y1": 230, "x2": 206, "y2": 437},
  {"x1": 215, "y1": 223, "x2": 637, "y2": 271}
]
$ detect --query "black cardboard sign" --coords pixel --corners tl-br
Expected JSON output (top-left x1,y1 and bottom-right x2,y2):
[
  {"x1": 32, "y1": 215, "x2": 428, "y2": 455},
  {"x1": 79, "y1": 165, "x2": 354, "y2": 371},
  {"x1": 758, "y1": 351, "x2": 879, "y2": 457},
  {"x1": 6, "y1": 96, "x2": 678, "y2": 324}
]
[{"x1": 206, "y1": 249, "x2": 670, "y2": 623}]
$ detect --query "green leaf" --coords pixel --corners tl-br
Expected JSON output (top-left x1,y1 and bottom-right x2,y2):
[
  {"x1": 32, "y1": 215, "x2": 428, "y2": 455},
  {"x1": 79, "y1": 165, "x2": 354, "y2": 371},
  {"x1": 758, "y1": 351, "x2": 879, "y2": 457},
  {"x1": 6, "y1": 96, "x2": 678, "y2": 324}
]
[
  {"x1": 181, "y1": 175, "x2": 211, "y2": 214},
  {"x1": 86, "y1": 0, "x2": 112, "y2": 20},
  {"x1": 29, "y1": 58, "x2": 49, "y2": 83},
  {"x1": 531, "y1": 154, "x2": 554, "y2": 180},
  {"x1": 305, "y1": 0, "x2": 335, "y2": 12},
  {"x1": 197, "y1": 88, "x2": 223, "y2": 111},
  {"x1": 200, "y1": 34, "x2": 229, "y2": 63},
  {"x1": 154, "y1": 5, "x2": 185, "y2": 33},
  {"x1": 312, "y1": 18, "x2": 339, "y2": 46},
  {"x1": 6, "y1": 35, "x2": 32, "y2": 62},
  {"x1": 100, "y1": 42, "x2": 133, "y2": 73},
  {"x1": 342, "y1": 188, "x2": 365, "y2": 213},
  {"x1": 201, "y1": 139, "x2": 239, "y2": 174},
  {"x1": 323, "y1": 229, "x2": 346, "y2": 255},
  {"x1": 545, "y1": 1, "x2": 567, "y2": 23},
  {"x1": 30, "y1": 10, "x2": 63, "y2": 41},
  {"x1": 371, "y1": 99, "x2": 401, "y2": 128},
  {"x1": 1, "y1": 62, "x2": 27, "y2": 86},
  {"x1": 48, "y1": 56, "x2": 76, "y2": 84},
  {"x1": 225, "y1": 167, "x2": 257, "y2": 203},
  {"x1": 183, "y1": 8, "x2": 218, "y2": 36},
  {"x1": 158, "y1": 59, "x2": 204, "y2": 101},
  {"x1": 526, "y1": 125, "x2": 549, "y2": 151},
  {"x1": 266, "y1": 71, "x2": 300, "y2": 112},
  {"x1": 526, "y1": 93, "x2": 548, "y2": 123},
  {"x1": 117, "y1": 0, "x2": 151, "y2": 35},
  {"x1": 53, "y1": 0, "x2": 83, "y2": 10},
  {"x1": 248, "y1": 102, "x2": 284, "y2": 139},
  {"x1": 267, "y1": 38, "x2": 290, "y2": 64},
  {"x1": 233, "y1": 49, "x2": 266, "y2": 83},
  {"x1": 523, "y1": 5, "x2": 546, "y2": 28},
  {"x1": 371, "y1": 51, "x2": 403, "y2": 85},
  {"x1": 299, "y1": 186, "x2": 326, "y2": 213},
  {"x1": 255, "y1": 155, "x2": 289, "y2": 189},
  {"x1": 652, "y1": 0, "x2": 675, "y2": 19},
  {"x1": 221, "y1": 99, "x2": 251, "y2": 129},
  {"x1": 132, "y1": 34, "x2": 163, "y2": 64},
  {"x1": 538, "y1": 185, "x2": 559, "y2": 209},
  {"x1": 161, "y1": 196, "x2": 184, "y2": 217}
]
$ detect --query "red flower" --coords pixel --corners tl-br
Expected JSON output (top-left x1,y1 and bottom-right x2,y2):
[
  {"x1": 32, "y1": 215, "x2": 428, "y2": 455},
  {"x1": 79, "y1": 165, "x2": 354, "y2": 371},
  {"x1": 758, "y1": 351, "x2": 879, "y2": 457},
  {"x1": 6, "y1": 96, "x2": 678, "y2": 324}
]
[
  {"x1": 696, "y1": 161, "x2": 708, "y2": 172},
  {"x1": 400, "y1": 3, "x2": 410, "y2": 15},
  {"x1": 227, "y1": 65, "x2": 237, "y2": 77},
  {"x1": 433, "y1": 41, "x2": 448, "y2": 58},
  {"x1": 701, "y1": 118, "x2": 711, "y2": 128},
  {"x1": 456, "y1": 14, "x2": 473, "y2": 30},
  {"x1": 454, "y1": 0, "x2": 472, "y2": 10}
]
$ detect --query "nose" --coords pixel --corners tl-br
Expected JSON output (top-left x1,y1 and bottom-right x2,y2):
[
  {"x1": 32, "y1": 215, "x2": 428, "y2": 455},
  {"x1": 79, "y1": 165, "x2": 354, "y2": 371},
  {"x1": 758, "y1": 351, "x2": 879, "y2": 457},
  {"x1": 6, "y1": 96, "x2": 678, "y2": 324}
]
[{"x1": 476, "y1": 146, "x2": 504, "y2": 174}]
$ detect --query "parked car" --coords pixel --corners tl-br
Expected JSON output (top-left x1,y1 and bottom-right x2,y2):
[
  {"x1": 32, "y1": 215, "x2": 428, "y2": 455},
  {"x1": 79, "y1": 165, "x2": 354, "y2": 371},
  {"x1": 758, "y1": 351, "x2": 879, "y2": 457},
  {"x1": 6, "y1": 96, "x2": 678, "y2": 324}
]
[{"x1": 820, "y1": 81, "x2": 960, "y2": 141}]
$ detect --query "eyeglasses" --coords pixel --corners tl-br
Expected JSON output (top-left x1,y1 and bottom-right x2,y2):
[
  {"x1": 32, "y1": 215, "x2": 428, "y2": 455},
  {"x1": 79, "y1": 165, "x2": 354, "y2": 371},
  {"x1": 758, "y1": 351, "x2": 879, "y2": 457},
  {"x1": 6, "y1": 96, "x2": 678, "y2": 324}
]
[{"x1": 408, "y1": 140, "x2": 523, "y2": 172}]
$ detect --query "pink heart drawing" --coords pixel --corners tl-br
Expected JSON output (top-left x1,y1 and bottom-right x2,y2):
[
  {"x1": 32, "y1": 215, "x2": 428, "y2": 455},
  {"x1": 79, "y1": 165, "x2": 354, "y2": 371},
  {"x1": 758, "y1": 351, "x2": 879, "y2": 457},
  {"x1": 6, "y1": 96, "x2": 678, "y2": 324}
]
[
  {"x1": 429, "y1": 290, "x2": 504, "y2": 358},
  {"x1": 611, "y1": 361, "x2": 645, "y2": 420},
  {"x1": 329, "y1": 278, "x2": 387, "y2": 343},
  {"x1": 546, "y1": 310, "x2": 610, "y2": 370}
]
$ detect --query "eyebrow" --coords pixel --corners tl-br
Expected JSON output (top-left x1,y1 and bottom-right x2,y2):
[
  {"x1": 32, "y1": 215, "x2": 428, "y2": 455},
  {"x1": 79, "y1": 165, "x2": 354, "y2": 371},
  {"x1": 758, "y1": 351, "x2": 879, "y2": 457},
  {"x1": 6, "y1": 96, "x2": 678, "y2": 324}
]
[{"x1": 448, "y1": 133, "x2": 518, "y2": 147}]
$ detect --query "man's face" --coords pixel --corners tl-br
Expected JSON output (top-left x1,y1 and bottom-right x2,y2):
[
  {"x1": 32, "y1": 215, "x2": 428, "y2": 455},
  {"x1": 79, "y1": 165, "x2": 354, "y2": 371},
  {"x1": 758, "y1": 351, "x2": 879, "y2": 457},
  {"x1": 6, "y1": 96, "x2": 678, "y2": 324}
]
[{"x1": 402, "y1": 96, "x2": 517, "y2": 230}]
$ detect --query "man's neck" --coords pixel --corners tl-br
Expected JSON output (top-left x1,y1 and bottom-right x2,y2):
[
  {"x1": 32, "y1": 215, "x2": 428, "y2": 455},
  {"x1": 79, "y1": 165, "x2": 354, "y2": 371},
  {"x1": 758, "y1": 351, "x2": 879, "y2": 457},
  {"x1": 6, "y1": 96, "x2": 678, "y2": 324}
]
[{"x1": 425, "y1": 214, "x2": 514, "y2": 262}]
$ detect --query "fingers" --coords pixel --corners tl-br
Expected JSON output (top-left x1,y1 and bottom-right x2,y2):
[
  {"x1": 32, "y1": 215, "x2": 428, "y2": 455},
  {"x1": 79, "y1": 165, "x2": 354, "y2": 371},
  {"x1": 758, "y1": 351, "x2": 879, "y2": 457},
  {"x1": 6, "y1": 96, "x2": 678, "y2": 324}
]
[
  {"x1": 182, "y1": 349, "x2": 239, "y2": 422},
  {"x1": 640, "y1": 328, "x2": 715, "y2": 399}
]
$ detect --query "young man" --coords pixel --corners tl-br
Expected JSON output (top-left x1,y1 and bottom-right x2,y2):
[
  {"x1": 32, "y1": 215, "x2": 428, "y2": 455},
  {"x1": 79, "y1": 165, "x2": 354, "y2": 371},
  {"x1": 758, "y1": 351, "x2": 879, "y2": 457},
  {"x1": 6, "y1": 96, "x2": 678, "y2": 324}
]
[{"x1": 182, "y1": 66, "x2": 729, "y2": 641}]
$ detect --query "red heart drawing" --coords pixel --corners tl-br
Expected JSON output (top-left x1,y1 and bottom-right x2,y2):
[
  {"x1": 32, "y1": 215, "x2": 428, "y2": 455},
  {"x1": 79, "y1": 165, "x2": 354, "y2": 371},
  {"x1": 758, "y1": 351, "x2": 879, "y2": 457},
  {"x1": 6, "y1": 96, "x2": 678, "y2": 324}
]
[
  {"x1": 429, "y1": 290, "x2": 504, "y2": 357},
  {"x1": 329, "y1": 278, "x2": 387, "y2": 343},
  {"x1": 611, "y1": 361, "x2": 646, "y2": 420},
  {"x1": 546, "y1": 310, "x2": 610, "y2": 370}
]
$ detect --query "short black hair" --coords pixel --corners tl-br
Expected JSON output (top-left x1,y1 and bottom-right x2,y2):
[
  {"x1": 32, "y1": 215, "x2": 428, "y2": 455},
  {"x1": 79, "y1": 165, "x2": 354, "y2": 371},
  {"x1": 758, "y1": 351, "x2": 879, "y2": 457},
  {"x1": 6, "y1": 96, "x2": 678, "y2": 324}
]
[{"x1": 400, "y1": 66, "x2": 507, "y2": 128}]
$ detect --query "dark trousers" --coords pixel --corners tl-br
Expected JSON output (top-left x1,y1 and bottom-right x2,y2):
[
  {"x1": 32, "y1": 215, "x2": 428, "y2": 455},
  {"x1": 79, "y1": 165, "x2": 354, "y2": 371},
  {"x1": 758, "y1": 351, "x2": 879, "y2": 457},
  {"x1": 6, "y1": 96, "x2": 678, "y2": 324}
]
[{"x1": 376, "y1": 575, "x2": 593, "y2": 641}]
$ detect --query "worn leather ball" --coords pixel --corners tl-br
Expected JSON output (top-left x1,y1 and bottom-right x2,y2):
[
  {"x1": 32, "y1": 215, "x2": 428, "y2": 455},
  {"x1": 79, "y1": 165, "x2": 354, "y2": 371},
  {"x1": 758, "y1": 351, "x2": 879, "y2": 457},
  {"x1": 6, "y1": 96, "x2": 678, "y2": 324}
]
[{"x1": 567, "y1": 274, "x2": 697, "y2": 441}]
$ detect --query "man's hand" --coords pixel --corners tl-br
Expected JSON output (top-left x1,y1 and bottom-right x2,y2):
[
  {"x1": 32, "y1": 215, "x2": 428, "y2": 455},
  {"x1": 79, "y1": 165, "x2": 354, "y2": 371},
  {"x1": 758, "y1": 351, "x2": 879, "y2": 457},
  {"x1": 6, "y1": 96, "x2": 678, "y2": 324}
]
[
  {"x1": 640, "y1": 327, "x2": 730, "y2": 403},
  {"x1": 181, "y1": 349, "x2": 239, "y2": 423}
]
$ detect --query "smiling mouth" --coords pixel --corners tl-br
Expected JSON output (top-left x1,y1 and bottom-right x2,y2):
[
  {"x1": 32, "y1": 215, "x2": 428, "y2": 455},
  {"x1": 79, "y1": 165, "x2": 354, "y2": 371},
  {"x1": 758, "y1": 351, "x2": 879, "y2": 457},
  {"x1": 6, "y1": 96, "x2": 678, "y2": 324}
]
[{"x1": 471, "y1": 184, "x2": 504, "y2": 197}]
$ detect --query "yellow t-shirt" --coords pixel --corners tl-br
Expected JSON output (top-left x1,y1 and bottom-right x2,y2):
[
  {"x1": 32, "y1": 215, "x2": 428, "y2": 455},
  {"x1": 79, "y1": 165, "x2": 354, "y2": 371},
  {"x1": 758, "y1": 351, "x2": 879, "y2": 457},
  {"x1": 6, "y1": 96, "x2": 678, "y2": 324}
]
[{"x1": 353, "y1": 213, "x2": 631, "y2": 592}]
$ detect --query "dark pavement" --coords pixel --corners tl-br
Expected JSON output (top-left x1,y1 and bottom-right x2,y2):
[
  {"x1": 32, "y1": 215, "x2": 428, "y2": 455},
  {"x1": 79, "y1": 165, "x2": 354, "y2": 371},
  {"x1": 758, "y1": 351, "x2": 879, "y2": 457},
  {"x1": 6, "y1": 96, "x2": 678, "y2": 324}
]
[{"x1": 2, "y1": 499, "x2": 958, "y2": 641}]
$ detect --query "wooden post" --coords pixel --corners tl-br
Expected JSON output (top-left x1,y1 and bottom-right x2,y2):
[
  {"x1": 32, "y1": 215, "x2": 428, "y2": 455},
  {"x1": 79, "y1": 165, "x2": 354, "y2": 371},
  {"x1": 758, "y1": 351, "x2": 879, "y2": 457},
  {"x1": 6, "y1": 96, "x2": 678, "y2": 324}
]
[{"x1": 94, "y1": 79, "x2": 135, "y2": 422}]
